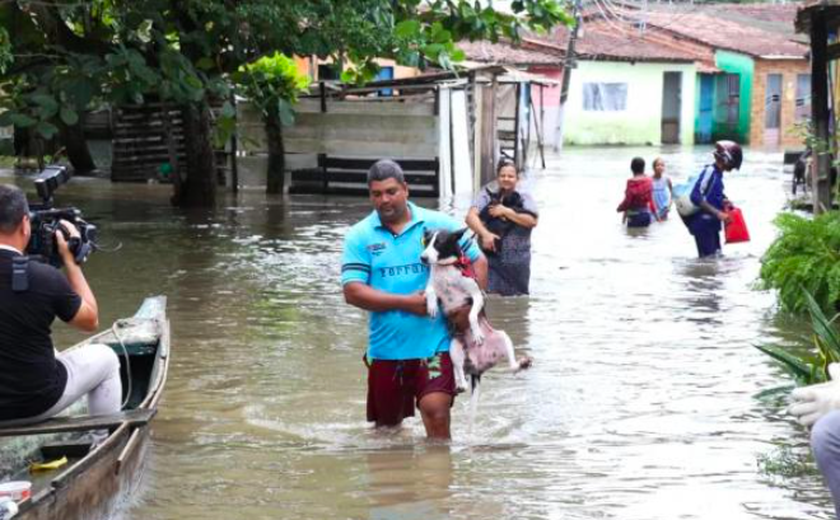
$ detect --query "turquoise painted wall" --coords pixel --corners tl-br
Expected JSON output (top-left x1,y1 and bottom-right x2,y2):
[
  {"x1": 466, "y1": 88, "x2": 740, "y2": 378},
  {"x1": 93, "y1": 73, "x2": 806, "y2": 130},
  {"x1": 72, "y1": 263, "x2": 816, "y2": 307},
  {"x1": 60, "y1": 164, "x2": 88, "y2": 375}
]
[
  {"x1": 713, "y1": 50, "x2": 754, "y2": 144},
  {"x1": 695, "y1": 74, "x2": 715, "y2": 143},
  {"x1": 565, "y1": 61, "x2": 696, "y2": 145}
]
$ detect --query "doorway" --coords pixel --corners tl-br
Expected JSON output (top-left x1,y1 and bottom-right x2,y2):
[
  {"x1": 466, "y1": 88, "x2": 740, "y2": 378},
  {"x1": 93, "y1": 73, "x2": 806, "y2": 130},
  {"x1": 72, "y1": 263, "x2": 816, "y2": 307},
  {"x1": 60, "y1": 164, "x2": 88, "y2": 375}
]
[
  {"x1": 661, "y1": 71, "x2": 682, "y2": 144},
  {"x1": 765, "y1": 73, "x2": 783, "y2": 146}
]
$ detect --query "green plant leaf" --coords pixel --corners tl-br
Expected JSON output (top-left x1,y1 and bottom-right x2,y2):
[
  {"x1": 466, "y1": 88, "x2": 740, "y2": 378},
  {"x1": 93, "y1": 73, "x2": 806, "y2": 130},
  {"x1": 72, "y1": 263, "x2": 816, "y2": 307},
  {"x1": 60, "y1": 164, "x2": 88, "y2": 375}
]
[
  {"x1": 0, "y1": 112, "x2": 36, "y2": 128},
  {"x1": 34, "y1": 121, "x2": 59, "y2": 139},
  {"x1": 395, "y1": 20, "x2": 420, "y2": 39},
  {"x1": 59, "y1": 106, "x2": 79, "y2": 126},
  {"x1": 196, "y1": 57, "x2": 215, "y2": 71},
  {"x1": 755, "y1": 344, "x2": 818, "y2": 384},
  {"x1": 63, "y1": 77, "x2": 95, "y2": 109}
]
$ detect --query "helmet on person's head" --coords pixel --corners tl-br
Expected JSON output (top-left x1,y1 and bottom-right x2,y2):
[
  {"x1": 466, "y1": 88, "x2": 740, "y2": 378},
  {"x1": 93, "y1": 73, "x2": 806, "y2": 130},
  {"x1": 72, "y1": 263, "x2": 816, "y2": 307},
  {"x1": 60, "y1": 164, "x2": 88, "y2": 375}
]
[{"x1": 713, "y1": 140, "x2": 743, "y2": 171}]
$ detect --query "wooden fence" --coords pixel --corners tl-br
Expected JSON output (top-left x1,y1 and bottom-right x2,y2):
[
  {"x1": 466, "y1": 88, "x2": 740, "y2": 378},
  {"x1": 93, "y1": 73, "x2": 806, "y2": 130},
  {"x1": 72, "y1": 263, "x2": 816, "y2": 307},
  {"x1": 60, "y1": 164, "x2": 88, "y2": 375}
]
[{"x1": 111, "y1": 103, "x2": 231, "y2": 183}]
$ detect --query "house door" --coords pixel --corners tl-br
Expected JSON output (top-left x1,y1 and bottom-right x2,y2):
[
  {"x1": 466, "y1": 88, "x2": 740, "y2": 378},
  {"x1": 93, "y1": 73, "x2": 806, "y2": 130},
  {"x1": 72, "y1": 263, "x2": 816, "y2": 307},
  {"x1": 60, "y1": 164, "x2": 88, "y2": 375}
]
[
  {"x1": 765, "y1": 73, "x2": 783, "y2": 146},
  {"x1": 661, "y1": 72, "x2": 682, "y2": 144},
  {"x1": 697, "y1": 75, "x2": 714, "y2": 143}
]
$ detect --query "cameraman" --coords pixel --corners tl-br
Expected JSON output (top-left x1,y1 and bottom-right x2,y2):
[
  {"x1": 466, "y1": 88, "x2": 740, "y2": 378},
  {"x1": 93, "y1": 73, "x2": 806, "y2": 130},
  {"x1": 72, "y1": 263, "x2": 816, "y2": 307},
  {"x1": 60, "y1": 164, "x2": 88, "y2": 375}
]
[{"x1": 0, "y1": 184, "x2": 121, "y2": 427}]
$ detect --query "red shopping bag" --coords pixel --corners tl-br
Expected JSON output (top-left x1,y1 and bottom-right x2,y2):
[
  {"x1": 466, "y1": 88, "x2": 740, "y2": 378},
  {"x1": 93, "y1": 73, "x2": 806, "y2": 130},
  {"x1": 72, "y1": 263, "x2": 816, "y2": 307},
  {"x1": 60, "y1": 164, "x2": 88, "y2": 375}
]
[{"x1": 725, "y1": 207, "x2": 750, "y2": 244}]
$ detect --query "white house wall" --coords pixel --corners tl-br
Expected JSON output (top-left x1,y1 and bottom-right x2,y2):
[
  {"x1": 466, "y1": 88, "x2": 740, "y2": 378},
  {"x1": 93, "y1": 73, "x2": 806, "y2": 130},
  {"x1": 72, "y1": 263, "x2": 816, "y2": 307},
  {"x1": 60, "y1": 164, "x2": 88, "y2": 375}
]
[{"x1": 564, "y1": 61, "x2": 697, "y2": 146}]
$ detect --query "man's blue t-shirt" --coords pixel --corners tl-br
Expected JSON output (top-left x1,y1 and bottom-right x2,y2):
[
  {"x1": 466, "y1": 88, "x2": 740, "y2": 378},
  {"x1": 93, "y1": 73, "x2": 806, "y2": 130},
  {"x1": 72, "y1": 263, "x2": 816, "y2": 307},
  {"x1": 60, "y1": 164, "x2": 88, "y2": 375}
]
[{"x1": 341, "y1": 202, "x2": 481, "y2": 360}]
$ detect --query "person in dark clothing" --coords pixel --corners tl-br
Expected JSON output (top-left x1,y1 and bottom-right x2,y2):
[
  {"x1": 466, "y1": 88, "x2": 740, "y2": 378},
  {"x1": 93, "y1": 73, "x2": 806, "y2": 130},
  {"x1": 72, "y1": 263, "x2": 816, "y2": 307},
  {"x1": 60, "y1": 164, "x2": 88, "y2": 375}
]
[
  {"x1": 683, "y1": 141, "x2": 743, "y2": 258},
  {"x1": 467, "y1": 159, "x2": 539, "y2": 296},
  {"x1": 0, "y1": 184, "x2": 120, "y2": 426},
  {"x1": 617, "y1": 157, "x2": 656, "y2": 228}
]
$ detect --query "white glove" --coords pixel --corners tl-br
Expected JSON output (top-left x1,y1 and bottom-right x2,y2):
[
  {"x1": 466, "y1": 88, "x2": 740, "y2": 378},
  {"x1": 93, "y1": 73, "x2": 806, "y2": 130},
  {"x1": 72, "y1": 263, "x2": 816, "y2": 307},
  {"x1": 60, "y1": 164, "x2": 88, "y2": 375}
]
[
  {"x1": 0, "y1": 497, "x2": 18, "y2": 520},
  {"x1": 789, "y1": 363, "x2": 840, "y2": 427}
]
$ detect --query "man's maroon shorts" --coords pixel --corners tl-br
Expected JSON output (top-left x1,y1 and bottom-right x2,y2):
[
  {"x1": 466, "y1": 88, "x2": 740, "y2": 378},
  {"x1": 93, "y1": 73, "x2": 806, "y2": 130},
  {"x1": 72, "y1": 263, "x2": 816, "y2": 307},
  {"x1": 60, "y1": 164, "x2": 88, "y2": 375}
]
[{"x1": 365, "y1": 351, "x2": 456, "y2": 426}]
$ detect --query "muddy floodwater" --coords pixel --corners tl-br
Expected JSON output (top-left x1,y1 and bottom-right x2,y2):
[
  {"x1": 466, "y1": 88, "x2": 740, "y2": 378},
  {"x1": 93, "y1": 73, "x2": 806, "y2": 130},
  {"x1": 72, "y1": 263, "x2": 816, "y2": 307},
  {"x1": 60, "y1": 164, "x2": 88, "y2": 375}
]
[{"x1": 2, "y1": 145, "x2": 832, "y2": 519}]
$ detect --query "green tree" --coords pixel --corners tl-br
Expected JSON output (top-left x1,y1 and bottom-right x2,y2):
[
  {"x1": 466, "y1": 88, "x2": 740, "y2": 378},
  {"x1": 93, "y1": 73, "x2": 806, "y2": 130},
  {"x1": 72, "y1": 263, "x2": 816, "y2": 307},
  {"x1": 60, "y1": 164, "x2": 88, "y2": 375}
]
[
  {"x1": 234, "y1": 53, "x2": 310, "y2": 194},
  {"x1": 1, "y1": 0, "x2": 569, "y2": 207}
]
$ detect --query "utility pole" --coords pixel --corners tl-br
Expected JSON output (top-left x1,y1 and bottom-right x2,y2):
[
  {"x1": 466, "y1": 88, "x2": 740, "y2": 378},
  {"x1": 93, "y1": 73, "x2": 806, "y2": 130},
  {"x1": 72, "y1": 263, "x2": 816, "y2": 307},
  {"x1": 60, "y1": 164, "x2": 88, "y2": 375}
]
[{"x1": 554, "y1": 0, "x2": 582, "y2": 152}]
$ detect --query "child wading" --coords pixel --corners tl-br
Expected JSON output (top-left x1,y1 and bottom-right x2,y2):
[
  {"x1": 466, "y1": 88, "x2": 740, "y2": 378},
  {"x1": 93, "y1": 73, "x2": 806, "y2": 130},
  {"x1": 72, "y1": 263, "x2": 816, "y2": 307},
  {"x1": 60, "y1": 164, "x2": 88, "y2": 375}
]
[
  {"x1": 616, "y1": 157, "x2": 656, "y2": 228},
  {"x1": 651, "y1": 157, "x2": 673, "y2": 221}
]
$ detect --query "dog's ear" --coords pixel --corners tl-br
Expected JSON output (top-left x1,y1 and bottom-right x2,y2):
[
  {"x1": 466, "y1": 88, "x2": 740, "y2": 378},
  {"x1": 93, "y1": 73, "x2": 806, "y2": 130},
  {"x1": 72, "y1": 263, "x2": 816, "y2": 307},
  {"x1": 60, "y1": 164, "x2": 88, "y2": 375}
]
[
  {"x1": 450, "y1": 228, "x2": 468, "y2": 243},
  {"x1": 422, "y1": 228, "x2": 434, "y2": 246}
]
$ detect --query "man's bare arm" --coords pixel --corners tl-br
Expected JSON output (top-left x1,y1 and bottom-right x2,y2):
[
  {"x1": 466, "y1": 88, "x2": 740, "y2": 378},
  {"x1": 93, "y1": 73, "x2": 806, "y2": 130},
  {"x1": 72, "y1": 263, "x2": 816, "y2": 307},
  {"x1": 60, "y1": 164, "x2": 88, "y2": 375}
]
[
  {"x1": 57, "y1": 221, "x2": 98, "y2": 332},
  {"x1": 343, "y1": 282, "x2": 426, "y2": 315},
  {"x1": 473, "y1": 255, "x2": 488, "y2": 290}
]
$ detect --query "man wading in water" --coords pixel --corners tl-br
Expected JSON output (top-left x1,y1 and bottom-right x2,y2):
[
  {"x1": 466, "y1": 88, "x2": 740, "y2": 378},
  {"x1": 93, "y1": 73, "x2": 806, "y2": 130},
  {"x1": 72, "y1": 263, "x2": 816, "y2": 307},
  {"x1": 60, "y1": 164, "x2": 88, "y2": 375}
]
[{"x1": 342, "y1": 160, "x2": 487, "y2": 439}]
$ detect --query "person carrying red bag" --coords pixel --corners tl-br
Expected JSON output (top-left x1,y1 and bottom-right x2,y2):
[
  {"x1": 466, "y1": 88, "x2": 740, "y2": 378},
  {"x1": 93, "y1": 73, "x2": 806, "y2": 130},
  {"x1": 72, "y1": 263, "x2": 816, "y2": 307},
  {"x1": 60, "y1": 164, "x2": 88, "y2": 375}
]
[{"x1": 682, "y1": 141, "x2": 743, "y2": 257}]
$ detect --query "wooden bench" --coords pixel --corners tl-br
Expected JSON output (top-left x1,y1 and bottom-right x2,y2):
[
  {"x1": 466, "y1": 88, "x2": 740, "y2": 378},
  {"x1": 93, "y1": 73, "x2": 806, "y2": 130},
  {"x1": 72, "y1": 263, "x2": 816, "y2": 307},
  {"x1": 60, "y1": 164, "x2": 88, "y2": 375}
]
[{"x1": 290, "y1": 154, "x2": 439, "y2": 197}]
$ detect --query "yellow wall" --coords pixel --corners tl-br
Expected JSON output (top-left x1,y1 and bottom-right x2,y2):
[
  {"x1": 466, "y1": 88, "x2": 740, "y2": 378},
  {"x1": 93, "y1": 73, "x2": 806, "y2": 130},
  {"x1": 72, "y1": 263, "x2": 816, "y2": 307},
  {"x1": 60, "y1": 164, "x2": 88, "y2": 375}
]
[{"x1": 294, "y1": 56, "x2": 421, "y2": 81}]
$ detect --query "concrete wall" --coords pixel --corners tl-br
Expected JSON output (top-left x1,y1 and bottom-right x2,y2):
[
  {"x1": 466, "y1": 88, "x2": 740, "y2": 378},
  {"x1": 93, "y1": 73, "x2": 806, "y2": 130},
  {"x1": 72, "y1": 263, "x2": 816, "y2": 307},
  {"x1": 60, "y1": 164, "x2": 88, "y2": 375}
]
[
  {"x1": 564, "y1": 60, "x2": 696, "y2": 146},
  {"x1": 237, "y1": 96, "x2": 438, "y2": 166},
  {"x1": 750, "y1": 58, "x2": 810, "y2": 149},
  {"x1": 713, "y1": 51, "x2": 754, "y2": 144}
]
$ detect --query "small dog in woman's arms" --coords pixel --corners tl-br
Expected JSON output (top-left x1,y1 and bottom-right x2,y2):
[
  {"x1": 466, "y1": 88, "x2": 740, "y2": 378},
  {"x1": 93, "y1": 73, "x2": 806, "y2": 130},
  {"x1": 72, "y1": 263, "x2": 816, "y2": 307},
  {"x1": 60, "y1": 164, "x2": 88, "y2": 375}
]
[{"x1": 420, "y1": 227, "x2": 532, "y2": 393}]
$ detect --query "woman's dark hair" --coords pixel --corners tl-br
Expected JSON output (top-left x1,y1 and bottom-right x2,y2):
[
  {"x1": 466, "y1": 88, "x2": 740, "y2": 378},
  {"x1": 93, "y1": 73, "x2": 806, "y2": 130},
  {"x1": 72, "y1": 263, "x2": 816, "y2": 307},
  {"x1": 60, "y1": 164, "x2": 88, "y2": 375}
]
[
  {"x1": 630, "y1": 157, "x2": 645, "y2": 175},
  {"x1": 496, "y1": 159, "x2": 518, "y2": 176},
  {"x1": 0, "y1": 184, "x2": 29, "y2": 234}
]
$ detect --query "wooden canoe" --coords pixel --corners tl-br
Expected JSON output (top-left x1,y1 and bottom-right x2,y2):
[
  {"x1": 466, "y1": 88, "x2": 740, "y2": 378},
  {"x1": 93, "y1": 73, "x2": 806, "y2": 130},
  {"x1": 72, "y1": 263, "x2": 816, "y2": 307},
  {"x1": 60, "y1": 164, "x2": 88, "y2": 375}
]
[{"x1": 0, "y1": 296, "x2": 170, "y2": 520}]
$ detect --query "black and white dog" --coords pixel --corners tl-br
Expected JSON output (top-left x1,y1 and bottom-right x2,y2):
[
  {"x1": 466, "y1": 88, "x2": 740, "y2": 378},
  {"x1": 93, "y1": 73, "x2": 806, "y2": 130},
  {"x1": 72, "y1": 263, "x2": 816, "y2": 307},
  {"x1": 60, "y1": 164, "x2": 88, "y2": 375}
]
[{"x1": 420, "y1": 228, "x2": 532, "y2": 393}]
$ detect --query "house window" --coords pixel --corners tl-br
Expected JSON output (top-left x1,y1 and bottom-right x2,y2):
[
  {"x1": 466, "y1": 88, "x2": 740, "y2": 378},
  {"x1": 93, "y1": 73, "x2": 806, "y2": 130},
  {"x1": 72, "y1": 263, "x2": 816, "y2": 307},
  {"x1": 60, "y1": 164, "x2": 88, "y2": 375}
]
[
  {"x1": 796, "y1": 73, "x2": 812, "y2": 122},
  {"x1": 583, "y1": 83, "x2": 628, "y2": 111}
]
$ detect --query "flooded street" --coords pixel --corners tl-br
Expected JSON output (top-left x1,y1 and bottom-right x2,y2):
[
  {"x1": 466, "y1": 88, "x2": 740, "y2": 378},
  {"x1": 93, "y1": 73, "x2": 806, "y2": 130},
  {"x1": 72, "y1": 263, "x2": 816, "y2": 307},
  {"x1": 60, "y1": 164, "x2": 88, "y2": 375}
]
[{"x1": 2, "y1": 145, "x2": 832, "y2": 519}]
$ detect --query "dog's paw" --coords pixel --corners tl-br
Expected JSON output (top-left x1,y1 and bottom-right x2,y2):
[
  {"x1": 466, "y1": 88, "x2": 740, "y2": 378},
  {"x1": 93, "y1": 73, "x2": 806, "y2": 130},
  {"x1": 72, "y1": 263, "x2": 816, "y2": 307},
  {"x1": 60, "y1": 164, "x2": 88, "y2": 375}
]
[
  {"x1": 472, "y1": 329, "x2": 485, "y2": 345},
  {"x1": 454, "y1": 384, "x2": 468, "y2": 394},
  {"x1": 517, "y1": 356, "x2": 533, "y2": 370},
  {"x1": 427, "y1": 302, "x2": 438, "y2": 319}
]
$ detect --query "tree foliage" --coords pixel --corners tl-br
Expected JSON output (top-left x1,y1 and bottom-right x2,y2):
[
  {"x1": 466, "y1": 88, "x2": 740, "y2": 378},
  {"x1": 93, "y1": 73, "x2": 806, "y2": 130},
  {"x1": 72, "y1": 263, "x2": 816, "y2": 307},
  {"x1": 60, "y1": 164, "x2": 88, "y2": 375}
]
[
  {"x1": 234, "y1": 53, "x2": 310, "y2": 127},
  {"x1": 759, "y1": 211, "x2": 840, "y2": 313},
  {"x1": 0, "y1": 0, "x2": 569, "y2": 204}
]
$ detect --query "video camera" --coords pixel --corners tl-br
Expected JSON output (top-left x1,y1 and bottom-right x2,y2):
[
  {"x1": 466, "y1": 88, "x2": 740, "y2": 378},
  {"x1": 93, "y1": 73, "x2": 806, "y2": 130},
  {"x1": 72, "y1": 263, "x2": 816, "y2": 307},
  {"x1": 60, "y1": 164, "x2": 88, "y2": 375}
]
[{"x1": 26, "y1": 165, "x2": 97, "y2": 267}]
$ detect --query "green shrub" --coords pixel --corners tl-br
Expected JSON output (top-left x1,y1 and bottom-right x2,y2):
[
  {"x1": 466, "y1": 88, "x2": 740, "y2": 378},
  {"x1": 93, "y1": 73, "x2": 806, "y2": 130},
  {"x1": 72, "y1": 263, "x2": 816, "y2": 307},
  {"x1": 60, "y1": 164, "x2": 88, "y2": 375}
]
[
  {"x1": 759, "y1": 211, "x2": 840, "y2": 313},
  {"x1": 234, "y1": 53, "x2": 311, "y2": 126}
]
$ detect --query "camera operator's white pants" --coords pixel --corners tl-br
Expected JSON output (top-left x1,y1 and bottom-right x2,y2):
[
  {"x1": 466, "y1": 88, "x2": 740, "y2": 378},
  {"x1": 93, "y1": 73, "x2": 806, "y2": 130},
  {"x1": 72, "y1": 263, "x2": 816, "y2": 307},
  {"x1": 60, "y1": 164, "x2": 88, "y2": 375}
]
[{"x1": 0, "y1": 343, "x2": 121, "y2": 427}]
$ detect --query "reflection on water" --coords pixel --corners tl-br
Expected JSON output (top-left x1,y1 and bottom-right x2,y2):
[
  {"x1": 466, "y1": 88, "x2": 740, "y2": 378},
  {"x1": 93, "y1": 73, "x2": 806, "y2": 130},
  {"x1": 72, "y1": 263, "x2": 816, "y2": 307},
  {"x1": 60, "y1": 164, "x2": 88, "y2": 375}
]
[{"x1": 1, "y1": 145, "x2": 832, "y2": 519}]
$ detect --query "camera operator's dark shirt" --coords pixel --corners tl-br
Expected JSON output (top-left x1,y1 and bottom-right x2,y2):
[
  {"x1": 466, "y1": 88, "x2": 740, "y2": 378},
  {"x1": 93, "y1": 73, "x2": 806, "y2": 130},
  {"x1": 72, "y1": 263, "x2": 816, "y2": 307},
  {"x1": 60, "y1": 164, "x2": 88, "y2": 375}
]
[{"x1": 0, "y1": 249, "x2": 80, "y2": 420}]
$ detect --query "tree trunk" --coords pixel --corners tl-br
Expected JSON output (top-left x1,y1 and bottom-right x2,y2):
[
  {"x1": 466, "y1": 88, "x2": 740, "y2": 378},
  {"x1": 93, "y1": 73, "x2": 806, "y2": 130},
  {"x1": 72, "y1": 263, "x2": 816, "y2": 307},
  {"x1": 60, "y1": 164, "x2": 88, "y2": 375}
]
[
  {"x1": 265, "y1": 114, "x2": 285, "y2": 194},
  {"x1": 177, "y1": 101, "x2": 217, "y2": 207},
  {"x1": 13, "y1": 125, "x2": 30, "y2": 157},
  {"x1": 61, "y1": 115, "x2": 97, "y2": 174}
]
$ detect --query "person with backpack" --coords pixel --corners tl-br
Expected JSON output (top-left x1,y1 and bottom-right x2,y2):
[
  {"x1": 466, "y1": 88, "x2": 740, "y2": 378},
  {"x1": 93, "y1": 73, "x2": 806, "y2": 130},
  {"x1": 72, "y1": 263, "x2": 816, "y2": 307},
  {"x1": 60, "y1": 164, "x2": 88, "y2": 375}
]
[
  {"x1": 616, "y1": 157, "x2": 656, "y2": 228},
  {"x1": 682, "y1": 141, "x2": 743, "y2": 258}
]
